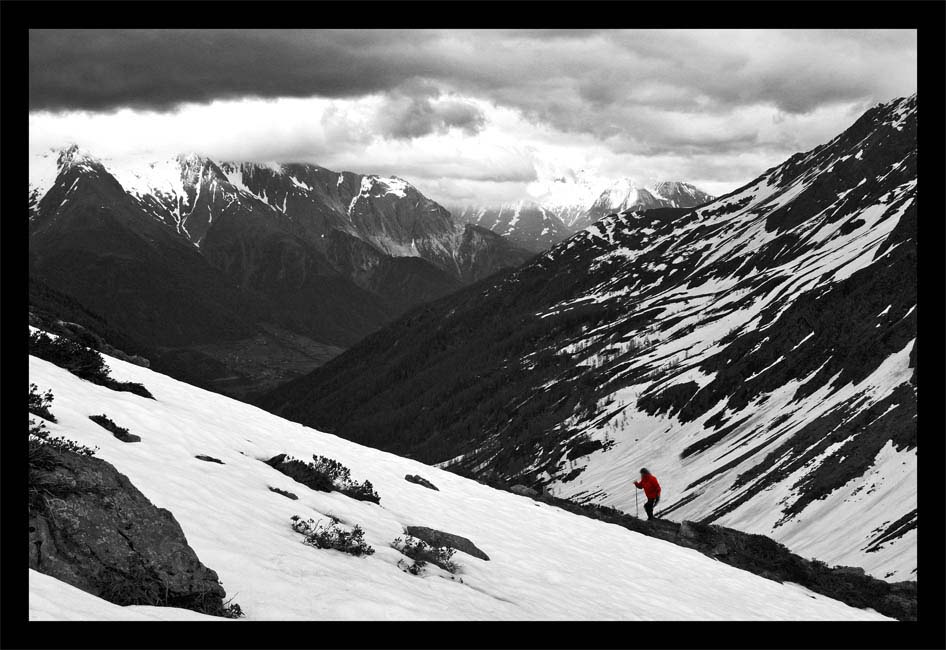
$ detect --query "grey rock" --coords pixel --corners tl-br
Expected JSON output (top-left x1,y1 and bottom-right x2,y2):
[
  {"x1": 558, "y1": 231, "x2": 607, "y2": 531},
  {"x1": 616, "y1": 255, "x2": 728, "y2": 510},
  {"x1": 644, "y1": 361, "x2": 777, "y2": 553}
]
[
  {"x1": 510, "y1": 484, "x2": 538, "y2": 497},
  {"x1": 404, "y1": 474, "x2": 439, "y2": 491},
  {"x1": 405, "y1": 525, "x2": 490, "y2": 561},
  {"x1": 28, "y1": 448, "x2": 227, "y2": 615},
  {"x1": 679, "y1": 521, "x2": 698, "y2": 539},
  {"x1": 269, "y1": 486, "x2": 299, "y2": 500},
  {"x1": 195, "y1": 455, "x2": 224, "y2": 464}
]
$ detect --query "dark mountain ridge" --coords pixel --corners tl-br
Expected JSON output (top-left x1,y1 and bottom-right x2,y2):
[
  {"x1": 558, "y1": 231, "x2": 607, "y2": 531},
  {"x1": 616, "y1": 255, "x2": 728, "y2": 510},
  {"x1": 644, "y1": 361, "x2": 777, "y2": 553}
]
[
  {"x1": 260, "y1": 94, "x2": 917, "y2": 580},
  {"x1": 28, "y1": 149, "x2": 531, "y2": 397}
]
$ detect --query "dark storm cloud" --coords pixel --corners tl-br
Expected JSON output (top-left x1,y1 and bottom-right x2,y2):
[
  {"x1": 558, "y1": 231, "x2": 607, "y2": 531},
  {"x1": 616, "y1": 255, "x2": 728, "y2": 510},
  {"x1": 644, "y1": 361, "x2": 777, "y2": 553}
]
[
  {"x1": 374, "y1": 81, "x2": 486, "y2": 139},
  {"x1": 30, "y1": 29, "x2": 916, "y2": 116},
  {"x1": 28, "y1": 29, "x2": 447, "y2": 111}
]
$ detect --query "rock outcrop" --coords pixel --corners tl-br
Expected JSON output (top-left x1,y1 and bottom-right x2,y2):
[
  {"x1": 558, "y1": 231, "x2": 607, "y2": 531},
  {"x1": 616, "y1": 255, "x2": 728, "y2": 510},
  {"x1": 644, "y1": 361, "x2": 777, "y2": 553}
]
[
  {"x1": 28, "y1": 447, "x2": 228, "y2": 616},
  {"x1": 404, "y1": 474, "x2": 439, "y2": 491},
  {"x1": 405, "y1": 526, "x2": 490, "y2": 561}
]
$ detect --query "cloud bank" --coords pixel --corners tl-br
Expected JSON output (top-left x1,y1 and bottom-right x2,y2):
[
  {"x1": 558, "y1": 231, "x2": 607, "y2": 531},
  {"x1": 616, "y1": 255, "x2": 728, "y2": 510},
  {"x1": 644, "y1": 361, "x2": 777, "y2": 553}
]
[{"x1": 29, "y1": 29, "x2": 917, "y2": 204}]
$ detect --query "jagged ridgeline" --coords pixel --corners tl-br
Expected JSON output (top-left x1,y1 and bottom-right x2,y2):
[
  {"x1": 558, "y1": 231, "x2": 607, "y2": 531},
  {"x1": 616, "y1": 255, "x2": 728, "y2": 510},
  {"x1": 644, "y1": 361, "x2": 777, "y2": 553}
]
[
  {"x1": 450, "y1": 180, "x2": 715, "y2": 253},
  {"x1": 28, "y1": 150, "x2": 533, "y2": 398},
  {"x1": 262, "y1": 95, "x2": 917, "y2": 581}
]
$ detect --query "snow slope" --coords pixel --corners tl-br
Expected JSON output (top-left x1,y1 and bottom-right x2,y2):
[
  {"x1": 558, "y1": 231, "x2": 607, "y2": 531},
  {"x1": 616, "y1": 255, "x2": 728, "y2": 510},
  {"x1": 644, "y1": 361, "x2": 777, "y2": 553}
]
[
  {"x1": 29, "y1": 571, "x2": 222, "y2": 622},
  {"x1": 28, "y1": 352, "x2": 888, "y2": 621}
]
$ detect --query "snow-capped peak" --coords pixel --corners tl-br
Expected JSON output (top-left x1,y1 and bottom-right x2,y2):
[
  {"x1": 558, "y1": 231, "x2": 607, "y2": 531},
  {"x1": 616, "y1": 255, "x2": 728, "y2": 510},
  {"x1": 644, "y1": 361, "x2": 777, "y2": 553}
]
[
  {"x1": 597, "y1": 177, "x2": 644, "y2": 210},
  {"x1": 362, "y1": 175, "x2": 412, "y2": 199},
  {"x1": 109, "y1": 156, "x2": 189, "y2": 201},
  {"x1": 29, "y1": 145, "x2": 104, "y2": 204}
]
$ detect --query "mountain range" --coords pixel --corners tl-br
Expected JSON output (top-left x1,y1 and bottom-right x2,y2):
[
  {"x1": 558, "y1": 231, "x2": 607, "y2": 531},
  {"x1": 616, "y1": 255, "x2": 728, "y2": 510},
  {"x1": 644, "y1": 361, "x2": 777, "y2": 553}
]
[
  {"x1": 28, "y1": 149, "x2": 532, "y2": 397},
  {"x1": 450, "y1": 179, "x2": 714, "y2": 251},
  {"x1": 260, "y1": 94, "x2": 917, "y2": 581}
]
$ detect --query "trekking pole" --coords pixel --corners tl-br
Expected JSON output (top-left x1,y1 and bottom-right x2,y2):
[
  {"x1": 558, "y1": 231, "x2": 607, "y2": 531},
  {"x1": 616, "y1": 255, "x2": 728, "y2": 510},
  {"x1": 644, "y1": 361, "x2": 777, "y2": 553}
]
[{"x1": 635, "y1": 488, "x2": 639, "y2": 518}]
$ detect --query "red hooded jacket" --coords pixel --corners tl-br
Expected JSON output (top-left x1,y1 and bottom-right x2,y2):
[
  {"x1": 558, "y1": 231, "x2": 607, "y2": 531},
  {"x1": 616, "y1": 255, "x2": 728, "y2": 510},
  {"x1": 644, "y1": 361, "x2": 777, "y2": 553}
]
[{"x1": 634, "y1": 473, "x2": 661, "y2": 499}]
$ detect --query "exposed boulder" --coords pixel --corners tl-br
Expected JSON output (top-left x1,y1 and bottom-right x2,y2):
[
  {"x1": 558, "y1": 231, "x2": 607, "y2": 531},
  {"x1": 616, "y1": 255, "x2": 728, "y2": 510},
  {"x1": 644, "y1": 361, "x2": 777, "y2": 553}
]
[
  {"x1": 510, "y1": 484, "x2": 538, "y2": 497},
  {"x1": 405, "y1": 526, "x2": 490, "y2": 561},
  {"x1": 28, "y1": 447, "x2": 228, "y2": 616},
  {"x1": 404, "y1": 474, "x2": 439, "y2": 491},
  {"x1": 268, "y1": 486, "x2": 298, "y2": 500},
  {"x1": 195, "y1": 455, "x2": 224, "y2": 464}
]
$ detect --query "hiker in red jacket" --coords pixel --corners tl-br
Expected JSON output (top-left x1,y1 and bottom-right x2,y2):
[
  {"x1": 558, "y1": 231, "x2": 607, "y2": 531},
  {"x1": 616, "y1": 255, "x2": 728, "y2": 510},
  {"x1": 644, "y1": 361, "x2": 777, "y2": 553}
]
[{"x1": 634, "y1": 467, "x2": 661, "y2": 520}]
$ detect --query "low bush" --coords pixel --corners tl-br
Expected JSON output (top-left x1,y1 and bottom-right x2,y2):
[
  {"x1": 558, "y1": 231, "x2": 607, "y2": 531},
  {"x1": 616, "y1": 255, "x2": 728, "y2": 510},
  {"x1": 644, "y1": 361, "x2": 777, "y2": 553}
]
[
  {"x1": 28, "y1": 385, "x2": 98, "y2": 466},
  {"x1": 30, "y1": 330, "x2": 154, "y2": 399},
  {"x1": 30, "y1": 330, "x2": 108, "y2": 380},
  {"x1": 29, "y1": 427, "x2": 98, "y2": 475},
  {"x1": 29, "y1": 384, "x2": 57, "y2": 422},
  {"x1": 89, "y1": 414, "x2": 140, "y2": 443},
  {"x1": 266, "y1": 454, "x2": 380, "y2": 503},
  {"x1": 221, "y1": 597, "x2": 245, "y2": 619},
  {"x1": 392, "y1": 535, "x2": 458, "y2": 575},
  {"x1": 290, "y1": 516, "x2": 375, "y2": 557},
  {"x1": 310, "y1": 455, "x2": 381, "y2": 504}
]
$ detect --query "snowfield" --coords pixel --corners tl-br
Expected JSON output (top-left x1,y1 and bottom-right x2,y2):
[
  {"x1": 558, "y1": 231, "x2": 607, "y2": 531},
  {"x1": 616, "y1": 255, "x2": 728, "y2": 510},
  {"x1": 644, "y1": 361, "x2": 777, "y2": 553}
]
[{"x1": 28, "y1": 353, "x2": 890, "y2": 621}]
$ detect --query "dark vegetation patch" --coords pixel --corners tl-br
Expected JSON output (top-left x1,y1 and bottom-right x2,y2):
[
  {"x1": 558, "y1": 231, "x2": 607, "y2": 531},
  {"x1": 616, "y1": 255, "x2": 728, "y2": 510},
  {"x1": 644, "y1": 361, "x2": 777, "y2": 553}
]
[
  {"x1": 289, "y1": 516, "x2": 374, "y2": 556},
  {"x1": 564, "y1": 434, "x2": 606, "y2": 460},
  {"x1": 838, "y1": 218, "x2": 866, "y2": 236},
  {"x1": 404, "y1": 474, "x2": 439, "y2": 491},
  {"x1": 30, "y1": 330, "x2": 154, "y2": 398},
  {"x1": 864, "y1": 509, "x2": 916, "y2": 554},
  {"x1": 637, "y1": 381, "x2": 700, "y2": 417},
  {"x1": 392, "y1": 535, "x2": 458, "y2": 575},
  {"x1": 680, "y1": 415, "x2": 752, "y2": 459},
  {"x1": 700, "y1": 195, "x2": 752, "y2": 218},
  {"x1": 29, "y1": 387, "x2": 99, "y2": 466},
  {"x1": 268, "y1": 486, "x2": 298, "y2": 500},
  {"x1": 264, "y1": 453, "x2": 380, "y2": 503},
  {"x1": 29, "y1": 278, "x2": 149, "y2": 368},
  {"x1": 558, "y1": 466, "x2": 587, "y2": 483},
  {"x1": 29, "y1": 384, "x2": 57, "y2": 422},
  {"x1": 195, "y1": 455, "x2": 224, "y2": 464},
  {"x1": 89, "y1": 414, "x2": 141, "y2": 443}
]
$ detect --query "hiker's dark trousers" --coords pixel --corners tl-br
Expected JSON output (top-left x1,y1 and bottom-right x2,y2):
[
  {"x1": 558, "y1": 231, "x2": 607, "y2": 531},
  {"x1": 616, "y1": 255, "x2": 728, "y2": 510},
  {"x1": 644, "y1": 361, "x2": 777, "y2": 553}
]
[{"x1": 644, "y1": 496, "x2": 660, "y2": 520}]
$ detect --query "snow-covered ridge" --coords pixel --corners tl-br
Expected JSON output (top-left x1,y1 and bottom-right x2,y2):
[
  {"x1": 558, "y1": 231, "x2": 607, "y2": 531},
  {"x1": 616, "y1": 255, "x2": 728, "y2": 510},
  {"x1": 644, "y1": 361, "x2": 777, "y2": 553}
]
[
  {"x1": 457, "y1": 177, "x2": 714, "y2": 243},
  {"x1": 521, "y1": 94, "x2": 918, "y2": 580},
  {"x1": 28, "y1": 351, "x2": 889, "y2": 621}
]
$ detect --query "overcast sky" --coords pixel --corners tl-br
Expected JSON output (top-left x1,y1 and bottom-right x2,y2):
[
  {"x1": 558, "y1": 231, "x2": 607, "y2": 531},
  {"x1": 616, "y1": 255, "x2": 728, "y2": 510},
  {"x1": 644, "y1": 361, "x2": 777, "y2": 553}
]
[{"x1": 29, "y1": 29, "x2": 917, "y2": 205}]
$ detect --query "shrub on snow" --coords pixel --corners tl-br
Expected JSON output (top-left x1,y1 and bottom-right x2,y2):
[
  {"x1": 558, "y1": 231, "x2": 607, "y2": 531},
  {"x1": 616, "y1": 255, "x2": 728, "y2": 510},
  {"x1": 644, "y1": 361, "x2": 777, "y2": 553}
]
[
  {"x1": 29, "y1": 330, "x2": 154, "y2": 399},
  {"x1": 289, "y1": 516, "x2": 375, "y2": 557},
  {"x1": 392, "y1": 535, "x2": 458, "y2": 575}
]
